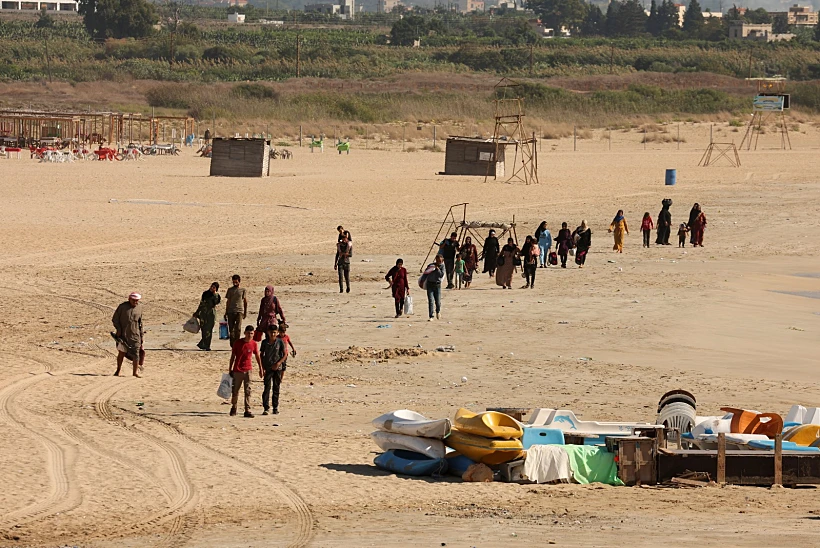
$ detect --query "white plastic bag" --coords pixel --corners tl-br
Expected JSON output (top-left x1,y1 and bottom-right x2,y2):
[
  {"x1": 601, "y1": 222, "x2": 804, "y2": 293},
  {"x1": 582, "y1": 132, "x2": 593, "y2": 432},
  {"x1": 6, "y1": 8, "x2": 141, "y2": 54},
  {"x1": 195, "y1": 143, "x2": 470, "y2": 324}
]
[
  {"x1": 568, "y1": 248, "x2": 575, "y2": 257},
  {"x1": 404, "y1": 295, "x2": 414, "y2": 315},
  {"x1": 183, "y1": 316, "x2": 200, "y2": 334},
  {"x1": 217, "y1": 373, "x2": 233, "y2": 400}
]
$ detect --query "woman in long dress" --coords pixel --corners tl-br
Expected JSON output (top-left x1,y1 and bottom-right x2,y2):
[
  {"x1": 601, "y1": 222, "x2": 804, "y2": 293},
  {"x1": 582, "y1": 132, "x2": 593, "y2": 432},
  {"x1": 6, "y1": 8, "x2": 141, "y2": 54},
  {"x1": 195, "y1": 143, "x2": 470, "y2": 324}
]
[
  {"x1": 555, "y1": 222, "x2": 573, "y2": 268},
  {"x1": 690, "y1": 209, "x2": 707, "y2": 247},
  {"x1": 194, "y1": 282, "x2": 221, "y2": 351},
  {"x1": 481, "y1": 230, "x2": 500, "y2": 277},
  {"x1": 385, "y1": 258, "x2": 409, "y2": 318},
  {"x1": 608, "y1": 210, "x2": 629, "y2": 253},
  {"x1": 460, "y1": 236, "x2": 479, "y2": 289},
  {"x1": 687, "y1": 203, "x2": 701, "y2": 245},
  {"x1": 495, "y1": 237, "x2": 519, "y2": 289},
  {"x1": 256, "y1": 285, "x2": 285, "y2": 339},
  {"x1": 656, "y1": 199, "x2": 672, "y2": 245},
  {"x1": 573, "y1": 220, "x2": 592, "y2": 268}
]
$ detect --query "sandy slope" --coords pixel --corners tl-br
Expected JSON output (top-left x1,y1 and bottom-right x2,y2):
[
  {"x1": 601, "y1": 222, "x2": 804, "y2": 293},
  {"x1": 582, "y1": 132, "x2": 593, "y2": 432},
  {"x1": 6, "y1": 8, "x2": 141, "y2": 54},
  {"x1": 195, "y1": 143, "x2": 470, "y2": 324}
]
[{"x1": 1, "y1": 123, "x2": 820, "y2": 547}]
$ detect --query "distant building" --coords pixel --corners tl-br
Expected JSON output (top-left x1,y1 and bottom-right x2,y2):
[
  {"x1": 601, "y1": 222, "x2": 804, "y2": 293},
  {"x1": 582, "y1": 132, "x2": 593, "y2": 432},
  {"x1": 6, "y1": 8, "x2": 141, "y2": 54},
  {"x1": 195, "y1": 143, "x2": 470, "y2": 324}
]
[
  {"x1": 729, "y1": 22, "x2": 794, "y2": 41},
  {"x1": 673, "y1": 3, "x2": 686, "y2": 26},
  {"x1": 305, "y1": 0, "x2": 355, "y2": 18},
  {"x1": 455, "y1": 0, "x2": 483, "y2": 12},
  {"x1": 228, "y1": 12, "x2": 245, "y2": 22},
  {"x1": 377, "y1": 0, "x2": 401, "y2": 12},
  {"x1": 0, "y1": 0, "x2": 77, "y2": 11},
  {"x1": 305, "y1": 2, "x2": 341, "y2": 15},
  {"x1": 770, "y1": 4, "x2": 818, "y2": 26},
  {"x1": 227, "y1": 0, "x2": 247, "y2": 6}
]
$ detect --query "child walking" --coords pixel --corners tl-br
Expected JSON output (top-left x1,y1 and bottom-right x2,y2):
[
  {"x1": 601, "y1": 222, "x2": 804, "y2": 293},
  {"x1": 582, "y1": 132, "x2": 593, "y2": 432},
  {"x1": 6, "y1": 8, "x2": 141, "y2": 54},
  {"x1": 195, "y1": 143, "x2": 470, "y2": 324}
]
[
  {"x1": 677, "y1": 223, "x2": 689, "y2": 248},
  {"x1": 640, "y1": 212, "x2": 654, "y2": 248},
  {"x1": 454, "y1": 252, "x2": 465, "y2": 290}
]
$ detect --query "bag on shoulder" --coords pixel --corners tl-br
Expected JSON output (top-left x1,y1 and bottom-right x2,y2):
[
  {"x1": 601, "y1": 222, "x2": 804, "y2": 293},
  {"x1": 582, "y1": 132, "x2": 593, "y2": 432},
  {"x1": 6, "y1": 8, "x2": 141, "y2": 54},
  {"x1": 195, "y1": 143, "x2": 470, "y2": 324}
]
[
  {"x1": 418, "y1": 263, "x2": 436, "y2": 289},
  {"x1": 496, "y1": 254, "x2": 505, "y2": 267},
  {"x1": 512, "y1": 255, "x2": 522, "y2": 267}
]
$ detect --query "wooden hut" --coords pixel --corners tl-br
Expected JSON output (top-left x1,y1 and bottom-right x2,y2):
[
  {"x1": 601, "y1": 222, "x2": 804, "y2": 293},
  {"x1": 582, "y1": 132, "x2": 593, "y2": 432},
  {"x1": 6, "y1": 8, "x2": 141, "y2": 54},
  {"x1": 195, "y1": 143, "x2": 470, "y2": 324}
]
[
  {"x1": 209, "y1": 138, "x2": 270, "y2": 177},
  {"x1": 440, "y1": 137, "x2": 506, "y2": 177}
]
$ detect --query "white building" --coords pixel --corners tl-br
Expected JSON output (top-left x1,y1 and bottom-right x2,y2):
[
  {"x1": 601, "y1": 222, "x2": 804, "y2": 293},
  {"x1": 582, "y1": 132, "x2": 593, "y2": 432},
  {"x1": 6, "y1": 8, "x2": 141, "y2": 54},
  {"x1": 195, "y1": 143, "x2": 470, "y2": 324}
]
[
  {"x1": 0, "y1": 0, "x2": 78, "y2": 11},
  {"x1": 227, "y1": 12, "x2": 245, "y2": 23},
  {"x1": 305, "y1": 0, "x2": 355, "y2": 18}
]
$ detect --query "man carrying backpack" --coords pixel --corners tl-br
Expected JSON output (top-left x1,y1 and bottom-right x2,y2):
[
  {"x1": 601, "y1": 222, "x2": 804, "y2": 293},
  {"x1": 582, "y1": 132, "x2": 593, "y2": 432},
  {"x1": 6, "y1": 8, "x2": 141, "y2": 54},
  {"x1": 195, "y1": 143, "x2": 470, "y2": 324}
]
[{"x1": 421, "y1": 254, "x2": 446, "y2": 321}]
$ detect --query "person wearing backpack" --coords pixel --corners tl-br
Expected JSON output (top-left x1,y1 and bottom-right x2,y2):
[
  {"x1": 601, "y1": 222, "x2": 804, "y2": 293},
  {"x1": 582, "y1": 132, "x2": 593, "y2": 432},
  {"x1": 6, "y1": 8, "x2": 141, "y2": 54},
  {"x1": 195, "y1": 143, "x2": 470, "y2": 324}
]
[{"x1": 422, "y1": 254, "x2": 446, "y2": 321}]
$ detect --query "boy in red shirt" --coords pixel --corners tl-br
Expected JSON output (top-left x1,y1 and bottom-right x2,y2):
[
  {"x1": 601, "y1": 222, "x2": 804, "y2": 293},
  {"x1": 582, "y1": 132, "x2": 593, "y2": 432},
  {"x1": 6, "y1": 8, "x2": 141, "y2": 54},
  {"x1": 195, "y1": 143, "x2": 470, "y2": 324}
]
[{"x1": 228, "y1": 325, "x2": 262, "y2": 418}]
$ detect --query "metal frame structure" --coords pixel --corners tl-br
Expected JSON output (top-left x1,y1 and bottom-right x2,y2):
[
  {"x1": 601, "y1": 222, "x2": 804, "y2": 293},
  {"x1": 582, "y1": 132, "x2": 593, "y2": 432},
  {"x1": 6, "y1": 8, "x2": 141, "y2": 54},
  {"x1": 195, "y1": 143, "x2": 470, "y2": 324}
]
[
  {"x1": 485, "y1": 78, "x2": 539, "y2": 185},
  {"x1": 740, "y1": 78, "x2": 791, "y2": 151},
  {"x1": 699, "y1": 142, "x2": 741, "y2": 167},
  {"x1": 421, "y1": 203, "x2": 518, "y2": 272}
]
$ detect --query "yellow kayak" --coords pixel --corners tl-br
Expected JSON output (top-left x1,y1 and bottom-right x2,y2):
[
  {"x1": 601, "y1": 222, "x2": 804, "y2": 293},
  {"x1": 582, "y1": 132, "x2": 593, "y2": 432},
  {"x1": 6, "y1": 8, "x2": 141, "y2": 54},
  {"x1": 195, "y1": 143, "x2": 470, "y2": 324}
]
[
  {"x1": 454, "y1": 408, "x2": 523, "y2": 440},
  {"x1": 444, "y1": 430, "x2": 524, "y2": 465},
  {"x1": 784, "y1": 424, "x2": 820, "y2": 446}
]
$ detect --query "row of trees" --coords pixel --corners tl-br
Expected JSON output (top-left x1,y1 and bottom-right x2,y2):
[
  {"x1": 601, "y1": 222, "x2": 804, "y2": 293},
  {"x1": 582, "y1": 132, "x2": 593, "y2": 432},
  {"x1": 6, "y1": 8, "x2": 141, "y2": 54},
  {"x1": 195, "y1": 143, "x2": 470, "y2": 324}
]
[{"x1": 529, "y1": 0, "x2": 820, "y2": 40}]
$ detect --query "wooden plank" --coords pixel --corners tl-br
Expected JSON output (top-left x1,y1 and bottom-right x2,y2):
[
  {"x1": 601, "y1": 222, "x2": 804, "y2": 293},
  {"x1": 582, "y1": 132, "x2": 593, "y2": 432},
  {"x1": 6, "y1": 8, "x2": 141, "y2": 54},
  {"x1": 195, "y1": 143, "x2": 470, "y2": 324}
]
[
  {"x1": 670, "y1": 477, "x2": 710, "y2": 487},
  {"x1": 717, "y1": 433, "x2": 726, "y2": 485},
  {"x1": 774, "y1": 434, "x2": 783, "y2": 486}
]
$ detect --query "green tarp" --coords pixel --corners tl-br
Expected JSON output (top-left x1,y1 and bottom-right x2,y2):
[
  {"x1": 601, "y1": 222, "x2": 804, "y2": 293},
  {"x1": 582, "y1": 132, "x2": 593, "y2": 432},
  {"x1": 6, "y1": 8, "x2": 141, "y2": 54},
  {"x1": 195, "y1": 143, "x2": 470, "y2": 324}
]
[{"x1": 562, "y1": 445, "x2": 624, "y2": 486}]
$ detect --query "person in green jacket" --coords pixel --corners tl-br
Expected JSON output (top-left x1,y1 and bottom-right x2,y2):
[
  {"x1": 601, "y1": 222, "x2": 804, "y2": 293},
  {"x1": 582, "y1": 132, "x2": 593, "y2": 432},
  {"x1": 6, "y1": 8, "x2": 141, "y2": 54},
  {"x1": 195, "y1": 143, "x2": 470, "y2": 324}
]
[{"x1": 194, "y1": 282, "x2": 221, "y2": 351}]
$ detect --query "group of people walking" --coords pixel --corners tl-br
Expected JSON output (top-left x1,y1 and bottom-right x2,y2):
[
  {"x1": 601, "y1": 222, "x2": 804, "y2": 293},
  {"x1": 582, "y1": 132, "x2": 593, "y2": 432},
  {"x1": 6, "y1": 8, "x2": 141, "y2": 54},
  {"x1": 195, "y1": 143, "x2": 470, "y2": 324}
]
[
  {"x1": 191, "y1": 275, "x2": 296, "y2": 419},
  {"x1": 638, "y1": 200, "x2": 708, "y2": 249}
]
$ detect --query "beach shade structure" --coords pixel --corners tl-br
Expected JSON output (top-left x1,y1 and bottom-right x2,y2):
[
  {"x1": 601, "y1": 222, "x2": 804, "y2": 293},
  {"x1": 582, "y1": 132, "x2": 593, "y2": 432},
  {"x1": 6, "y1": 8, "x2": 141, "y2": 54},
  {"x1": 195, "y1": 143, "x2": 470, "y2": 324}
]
[{"x1": 699, "y1": 142, "x2": 741, "y2": 167}]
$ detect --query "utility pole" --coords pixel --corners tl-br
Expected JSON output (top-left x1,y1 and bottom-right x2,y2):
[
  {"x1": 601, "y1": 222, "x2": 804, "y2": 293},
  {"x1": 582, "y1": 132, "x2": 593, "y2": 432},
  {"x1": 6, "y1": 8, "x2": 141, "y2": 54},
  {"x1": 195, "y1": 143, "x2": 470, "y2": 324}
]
[
  {"x1": 296, "y1": 33, "x2": 301, "y2": 78},
  {"x1": 44, "y1": 36, "x2": 52, "y2": 83},
  {"x1": 529, "y1": 43, "x2": 533, "y2": 76},
  {"x1": 168, "y1": 5, "x2": 180, "y2": 67},
  {"x1": 748, "y1": 48, "x2": 753, "y2": 79}
]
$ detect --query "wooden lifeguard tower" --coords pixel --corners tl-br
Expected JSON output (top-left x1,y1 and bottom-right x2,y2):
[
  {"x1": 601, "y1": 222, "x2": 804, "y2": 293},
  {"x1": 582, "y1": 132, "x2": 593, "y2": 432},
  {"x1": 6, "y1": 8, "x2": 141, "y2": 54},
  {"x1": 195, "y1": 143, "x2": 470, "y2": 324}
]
[
  {"x1": 485, "y1": 78, "x2": 538, "y2": 185},
  {"x1": 740, "y1": 78, "x2": 791, "y2": 151}
]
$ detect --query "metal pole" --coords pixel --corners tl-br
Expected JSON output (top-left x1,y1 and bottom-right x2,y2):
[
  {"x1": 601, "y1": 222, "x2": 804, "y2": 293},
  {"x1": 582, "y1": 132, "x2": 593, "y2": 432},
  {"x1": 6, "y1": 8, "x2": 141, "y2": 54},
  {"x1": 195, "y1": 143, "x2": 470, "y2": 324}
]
[
  {"x1": 710, "y1": 124, "x2": 713, "y2": 144},
  {"x1": 677, "y1": 123, "x2": 680, "y2": 150},
  {"x1": 365, "y1": 126, "x2": 368, "y2": 149},
  {"x1": 433, "y1": 125, "x2": 436, "y2": 149},
  {"x1": 402, "y1": 125, "x2": 405, "y2": 151},
  {"x1": 299, "y1": 125, "x2": 302, "y2": 147},
  {"x1": 643, "y1": 128, "x2": 646, "y2": 150},
  {"x1": 608, "y1": 128, "x2": 611, "y2": 151},
  {"x1": 573, "y1": 125, "x2": 576, "y2": 151}
]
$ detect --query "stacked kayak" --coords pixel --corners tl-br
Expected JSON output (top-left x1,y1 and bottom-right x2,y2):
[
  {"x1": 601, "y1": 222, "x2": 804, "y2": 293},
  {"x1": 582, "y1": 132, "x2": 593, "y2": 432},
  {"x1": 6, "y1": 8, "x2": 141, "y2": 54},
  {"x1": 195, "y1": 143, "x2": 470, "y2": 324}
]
[
  {"x1": 444, "y1": 408, "x2": 525, "y2": 465},
  {"x1": 371, "y1": 410, "x2": 450, "y2": 476}
]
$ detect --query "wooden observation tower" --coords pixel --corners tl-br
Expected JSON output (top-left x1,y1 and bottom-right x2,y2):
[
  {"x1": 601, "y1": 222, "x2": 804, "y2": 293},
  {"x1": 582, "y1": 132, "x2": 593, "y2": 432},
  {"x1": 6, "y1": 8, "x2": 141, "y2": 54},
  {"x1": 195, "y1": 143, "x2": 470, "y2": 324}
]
[{"x1": 485, "y1": 78, "x2": 539, "y2": 185}]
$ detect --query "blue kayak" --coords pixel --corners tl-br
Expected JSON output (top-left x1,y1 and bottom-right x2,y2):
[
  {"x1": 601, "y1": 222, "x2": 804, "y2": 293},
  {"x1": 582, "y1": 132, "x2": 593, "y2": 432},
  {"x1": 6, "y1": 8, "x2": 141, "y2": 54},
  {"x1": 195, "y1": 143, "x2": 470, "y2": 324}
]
[
  {"x1": 445, "y1": 452, "x2": 477, "y2": 477},
  {"x1": 374, "y1": 449, "x2": 448, "y2": 477},
  {"x1": 748, "y1": 440, "x2": 820, "y2": 452}
]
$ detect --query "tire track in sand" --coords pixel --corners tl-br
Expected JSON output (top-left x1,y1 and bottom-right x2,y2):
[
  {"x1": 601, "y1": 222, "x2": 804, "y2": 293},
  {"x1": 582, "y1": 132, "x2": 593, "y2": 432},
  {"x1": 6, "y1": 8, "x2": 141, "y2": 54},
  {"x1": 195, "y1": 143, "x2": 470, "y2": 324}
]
[
  {"x1": 93, "y1": 379, "x2": 200, "y2": 548},
  {"x1": 114, "y1": 404, "x2": 315, "y2": 548},
  {"x1": 0, "y1": 356, "x2": 82, "y2": 532}
]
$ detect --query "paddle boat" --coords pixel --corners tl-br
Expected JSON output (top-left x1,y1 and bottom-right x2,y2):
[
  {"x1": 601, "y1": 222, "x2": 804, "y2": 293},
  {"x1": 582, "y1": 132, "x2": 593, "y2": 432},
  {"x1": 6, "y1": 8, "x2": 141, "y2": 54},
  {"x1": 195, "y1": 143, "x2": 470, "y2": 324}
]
[
  {"x1": 372, "y1": 409, "x2": 451, "y2": 439},
  {"x1": 374, "y1": 449, "x2": 448, "y2": 477},
  {"x1": 453, "y1": 408, "x2": 523, "y2": 440},
  {"x1": 444, "y1": 430, "x2": 524, "y2": 465},
  {"x1": 371, "y1": 431, "x2": 446, "y2": 459}
]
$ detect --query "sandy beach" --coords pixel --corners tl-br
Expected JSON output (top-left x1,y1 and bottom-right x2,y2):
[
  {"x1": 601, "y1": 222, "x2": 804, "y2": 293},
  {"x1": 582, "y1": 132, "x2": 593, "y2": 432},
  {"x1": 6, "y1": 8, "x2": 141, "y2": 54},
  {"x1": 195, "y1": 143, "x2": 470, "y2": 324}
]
[{"x1": 1, "y1": 122, "x2": 820, "y2": 547}]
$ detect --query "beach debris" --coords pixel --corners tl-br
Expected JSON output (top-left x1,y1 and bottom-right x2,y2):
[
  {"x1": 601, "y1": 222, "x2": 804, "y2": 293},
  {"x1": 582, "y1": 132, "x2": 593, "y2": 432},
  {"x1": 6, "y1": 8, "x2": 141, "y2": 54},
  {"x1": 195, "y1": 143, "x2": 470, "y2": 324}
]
[
  {"x1": 436, "y1": 345, "x2": 455, "y2": 352},
  {"x1": 376, "y1": 324, "x2": 391, "y2": 329},
  {"x1": 461, "y1": 376, "x2": 468, "y2": 383},
  {"x1": 346, "y1": 384, "x2": 357, "y2": 388},
  {"x1": 558, "y1": 321, "x2": 569, "y2": 324},
  {"x1": 331, "y1": 346, "x2": 428, "y2": 362},
  {"x1": 579, "y1": 357, "x2": 592, "y2": 362}
]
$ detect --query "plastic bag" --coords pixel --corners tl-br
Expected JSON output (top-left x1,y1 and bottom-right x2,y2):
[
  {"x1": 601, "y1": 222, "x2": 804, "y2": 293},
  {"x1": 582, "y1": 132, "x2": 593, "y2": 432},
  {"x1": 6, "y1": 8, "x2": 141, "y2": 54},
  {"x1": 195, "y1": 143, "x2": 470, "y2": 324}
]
[
  {"x1": 183, "y1": 316, "x2": 200, "y2": 334},
  {"x1": 568, "y1": 248, "x2": 575, "y2": 257},
  {"x1": 217, "y1": 373, "x2": 233, "y2": 400},
  {"x1": 219, "y1": 320, "x2": 229, "y2": 340},
  {"x1": 404, "y1": 295, "x2": 414, "y2": 315}
]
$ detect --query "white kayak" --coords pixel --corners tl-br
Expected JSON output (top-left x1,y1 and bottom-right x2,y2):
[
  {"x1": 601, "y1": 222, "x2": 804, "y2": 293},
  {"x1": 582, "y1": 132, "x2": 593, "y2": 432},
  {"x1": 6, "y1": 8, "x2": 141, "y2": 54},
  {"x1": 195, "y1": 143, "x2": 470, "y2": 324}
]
[
  {"x1": 371, "y1": 431, "x2": 446, "y2": 459},
  {"x1": 372, "y1": 409, "x2": 452, "y2": 440}
]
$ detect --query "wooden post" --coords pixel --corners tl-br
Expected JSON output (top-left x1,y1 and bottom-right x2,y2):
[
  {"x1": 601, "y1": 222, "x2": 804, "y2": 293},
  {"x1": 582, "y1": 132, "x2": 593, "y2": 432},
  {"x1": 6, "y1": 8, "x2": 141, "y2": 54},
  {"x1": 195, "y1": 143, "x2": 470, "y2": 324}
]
[
  {"x1": 677, "y1": 123, "x2": 680, "y2": 150},
  {"x1": 774, "y1": 434, "x2": 783, "y2": 486},
  {"x1": 573, "y1": 125, "x2": 576, "y2": 151},
  {"x1": 710, "y1": 124, "x2": 713, "y2": 144},
  {"x1": 643, "y1": 128, "x2": 647, "y2": 150},
  {"x1": 402, "y1": 124, "x2": 405, "y2": 151},
  {"x1": 433, "y1": 125, "x2": 437, "y2": 149},
  {"x1": 529, "y1": 43, "x2": 533, "y2": 76},
  {"x1": 365, "y1": 125, "x2": 368, "y2": 149},
  {"x1": 299, "y1": 125, "x2": 302, "y2": 147},
  {"x1": 608, "y1": 128, "x2": 611, "y2": 151},
  {"x1": 717, "y1": 433, "x2": 726, "y2": 485}
]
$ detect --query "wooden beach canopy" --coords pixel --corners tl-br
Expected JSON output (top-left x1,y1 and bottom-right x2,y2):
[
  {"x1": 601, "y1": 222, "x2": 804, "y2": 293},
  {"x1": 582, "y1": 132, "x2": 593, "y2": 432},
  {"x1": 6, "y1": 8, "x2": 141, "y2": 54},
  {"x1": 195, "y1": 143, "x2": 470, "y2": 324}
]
[{"x1": 209, "y1": 138, "x2": 271, "y2": 178}]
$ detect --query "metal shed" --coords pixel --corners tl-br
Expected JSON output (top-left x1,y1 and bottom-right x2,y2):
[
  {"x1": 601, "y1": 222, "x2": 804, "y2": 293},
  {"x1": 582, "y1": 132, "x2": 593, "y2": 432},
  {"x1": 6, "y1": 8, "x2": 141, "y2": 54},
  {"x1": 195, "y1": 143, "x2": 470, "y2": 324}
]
[
  {"x1": 440, "y1": 136, "x2": 506, "y2": 178},
  {"x1": 209, "y1": 138, "x2": 271, "y2": 177}
]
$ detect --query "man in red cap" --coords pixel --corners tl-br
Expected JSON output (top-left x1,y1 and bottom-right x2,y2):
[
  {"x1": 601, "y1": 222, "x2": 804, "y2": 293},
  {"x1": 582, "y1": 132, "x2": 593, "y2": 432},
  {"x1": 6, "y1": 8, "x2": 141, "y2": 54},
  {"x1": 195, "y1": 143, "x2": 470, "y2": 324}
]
[{"x1": 112, "y1": 292, "x2": 144, "y2": 377}]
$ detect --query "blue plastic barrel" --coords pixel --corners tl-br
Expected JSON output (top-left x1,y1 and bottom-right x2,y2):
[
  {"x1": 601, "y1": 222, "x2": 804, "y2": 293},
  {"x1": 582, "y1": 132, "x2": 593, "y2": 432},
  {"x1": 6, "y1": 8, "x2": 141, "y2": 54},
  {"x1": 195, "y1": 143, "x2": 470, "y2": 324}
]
[{"x1": 665, "y1": 169, "x2": 676, "y2": 186}]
